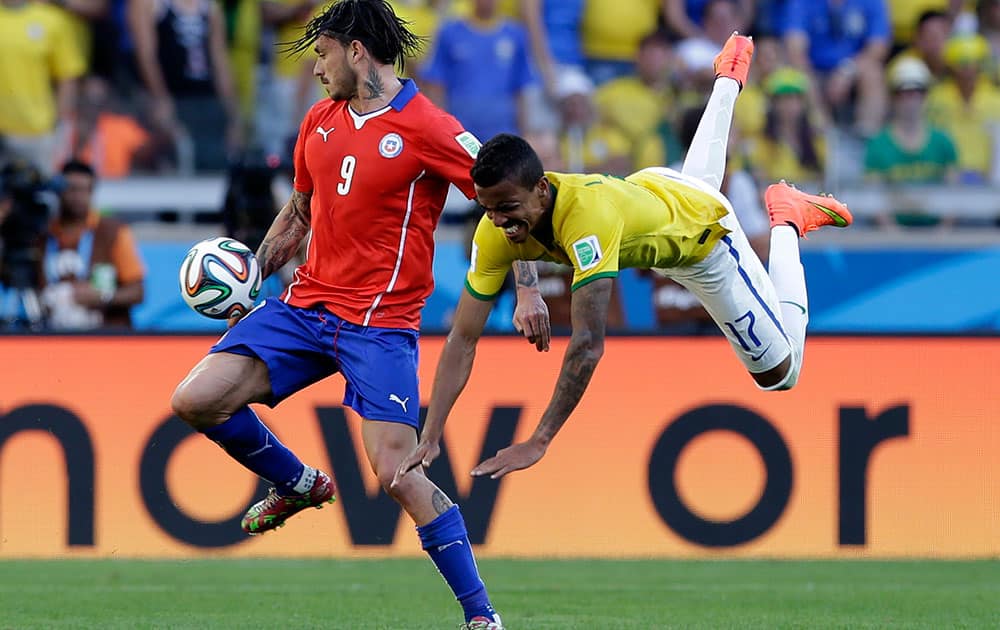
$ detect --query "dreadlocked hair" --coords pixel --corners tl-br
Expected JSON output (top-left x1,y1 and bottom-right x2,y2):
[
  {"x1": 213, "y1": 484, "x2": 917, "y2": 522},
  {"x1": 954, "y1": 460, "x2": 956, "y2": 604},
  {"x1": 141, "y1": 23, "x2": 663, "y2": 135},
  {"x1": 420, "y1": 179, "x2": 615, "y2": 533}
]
[{"x1": 281, "y1": 0, "x2": 424, "y2": 71}]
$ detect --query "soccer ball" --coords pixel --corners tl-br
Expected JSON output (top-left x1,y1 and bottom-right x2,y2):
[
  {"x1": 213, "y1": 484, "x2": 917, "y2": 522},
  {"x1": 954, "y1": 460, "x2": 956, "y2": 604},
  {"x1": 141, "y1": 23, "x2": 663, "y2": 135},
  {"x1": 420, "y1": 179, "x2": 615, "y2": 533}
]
[{"x1": 179, "y1": 237, "x2": 261, "y2": 319}]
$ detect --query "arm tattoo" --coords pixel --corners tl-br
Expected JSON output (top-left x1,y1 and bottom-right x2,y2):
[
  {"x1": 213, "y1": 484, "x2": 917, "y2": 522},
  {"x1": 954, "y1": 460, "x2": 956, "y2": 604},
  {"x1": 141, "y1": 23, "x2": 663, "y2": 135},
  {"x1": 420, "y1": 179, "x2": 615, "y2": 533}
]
[
  {"x1": 256, "y1": 190, "x2": 311, "y2": 279},
  {"x1": 364, "y1": 66, "x2": 385, "y2": 100},
  {"x1": 532, "y1": 279, "x2": 612, "y2": 444},
  {"x1": 513, "y1": 260, "x2": 539, "y2": 289},
  {"x1": 431, "y1": 489, "x2": 454, "y2": 515}
]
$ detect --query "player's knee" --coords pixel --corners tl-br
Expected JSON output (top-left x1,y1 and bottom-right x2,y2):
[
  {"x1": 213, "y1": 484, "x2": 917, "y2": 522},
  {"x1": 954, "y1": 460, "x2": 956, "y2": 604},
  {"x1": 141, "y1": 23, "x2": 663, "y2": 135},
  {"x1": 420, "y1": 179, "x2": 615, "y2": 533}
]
[
  {"x1": 376, "y1": 461, "x2": 415, "y2": 500},
  {"x1": 171, "y1": 379, "x2": 223, "y2": 428},
  {"x1": 753, "y1": 351, "x2": 801, "y2": 391}
]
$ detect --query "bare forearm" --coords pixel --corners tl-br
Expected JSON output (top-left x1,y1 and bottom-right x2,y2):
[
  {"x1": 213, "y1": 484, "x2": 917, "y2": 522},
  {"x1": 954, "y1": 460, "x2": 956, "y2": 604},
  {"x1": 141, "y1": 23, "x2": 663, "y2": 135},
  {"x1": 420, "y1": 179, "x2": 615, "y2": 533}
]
[
  {"x1": 422, "y1": 335, "x2": 478, "y2": 443},
  {"x1": 257, "y1": 191, "x2": 311, "y2": 279},
  {"x1": 512, "y1": 260, "x2": 538, "y2": 290},
  {"x1": 103, "y1": 280, "x2": 143, "y2": 309},
  {"x1": 56, "y1": 79, "x2": 77, "y2": 123},
  {"x1": 531, "y1": 337, "x2": 602, "y2": 444}
]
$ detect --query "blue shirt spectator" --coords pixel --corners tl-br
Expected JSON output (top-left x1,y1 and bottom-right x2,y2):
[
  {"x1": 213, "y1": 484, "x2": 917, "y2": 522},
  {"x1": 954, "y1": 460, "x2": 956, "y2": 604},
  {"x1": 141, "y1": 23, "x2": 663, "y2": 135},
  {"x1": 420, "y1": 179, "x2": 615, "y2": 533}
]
[
  {"x1": 421, "y1": 17, "x2": 536, "y2": 142},
  {"x1": 781, "y1": 0, "x2": 890, "y2": 72}
]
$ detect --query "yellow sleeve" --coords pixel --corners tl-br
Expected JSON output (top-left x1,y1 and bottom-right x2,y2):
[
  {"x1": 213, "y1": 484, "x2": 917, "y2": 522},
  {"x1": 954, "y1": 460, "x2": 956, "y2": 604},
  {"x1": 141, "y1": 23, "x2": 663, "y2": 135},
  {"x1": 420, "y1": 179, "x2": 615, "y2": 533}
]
[
  {"x1": 464, "y1": 215, "x2": 516, "y2": 301},
  {"x1": 50, "y1": 11, "x2": 86, "y2": 80},
  {"x1": 557, "y1": 188, "x2": 624, "y2": 291}
]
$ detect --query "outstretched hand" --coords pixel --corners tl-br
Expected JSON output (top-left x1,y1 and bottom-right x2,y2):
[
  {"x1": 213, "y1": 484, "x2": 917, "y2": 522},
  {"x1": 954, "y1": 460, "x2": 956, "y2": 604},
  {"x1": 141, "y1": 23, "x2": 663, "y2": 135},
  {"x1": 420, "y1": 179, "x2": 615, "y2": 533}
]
[
  {"x1": 391, "y1": 440, "x2": 441, "y2": 488},
  {"x1": 513, "y1": 291, "x2": 551, "y2": 352},
  {"x1": 471, "y1": 439, "x2": 547, "y2": 479}
]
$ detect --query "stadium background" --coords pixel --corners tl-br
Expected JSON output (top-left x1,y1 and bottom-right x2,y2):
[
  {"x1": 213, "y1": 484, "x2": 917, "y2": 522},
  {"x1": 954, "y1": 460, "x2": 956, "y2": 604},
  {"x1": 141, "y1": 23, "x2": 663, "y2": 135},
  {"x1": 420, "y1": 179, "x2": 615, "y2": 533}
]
[{"x1": 0, "y1": 1, "x2": 996, "y2": 628}]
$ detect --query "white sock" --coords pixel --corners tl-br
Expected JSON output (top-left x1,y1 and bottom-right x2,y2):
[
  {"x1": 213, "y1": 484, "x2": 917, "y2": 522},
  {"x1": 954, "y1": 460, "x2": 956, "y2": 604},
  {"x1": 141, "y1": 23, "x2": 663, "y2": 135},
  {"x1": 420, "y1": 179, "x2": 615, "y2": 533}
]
[
  {"x1": 681, "y1": 77, "x2": 740, "y2": 191},
  {"x1": 768, "y1": 225, "x2": 808, "y2": 361},
  {"x1": 291, "y1": 465, "x2": 317, "y2": 494}
]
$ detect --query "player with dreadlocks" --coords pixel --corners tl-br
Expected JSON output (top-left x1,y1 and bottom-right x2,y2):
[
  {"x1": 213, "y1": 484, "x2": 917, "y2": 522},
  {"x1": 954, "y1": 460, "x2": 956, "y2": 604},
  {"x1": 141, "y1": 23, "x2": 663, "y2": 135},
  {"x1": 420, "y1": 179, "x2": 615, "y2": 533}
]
[{"x1": 171, "y1": 2, "x2": 546, "y2": 627}]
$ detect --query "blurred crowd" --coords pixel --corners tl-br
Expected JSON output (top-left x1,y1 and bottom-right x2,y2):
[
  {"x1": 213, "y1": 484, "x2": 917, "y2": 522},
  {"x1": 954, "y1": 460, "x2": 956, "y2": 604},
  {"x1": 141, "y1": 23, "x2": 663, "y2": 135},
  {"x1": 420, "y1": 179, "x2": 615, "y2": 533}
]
[
  {"x1": 3, "y1": 0, "x2": 1000, "y2": 331},
  {"x1": 3, "y1": 1, "x2": 1000, "y2": 198}
]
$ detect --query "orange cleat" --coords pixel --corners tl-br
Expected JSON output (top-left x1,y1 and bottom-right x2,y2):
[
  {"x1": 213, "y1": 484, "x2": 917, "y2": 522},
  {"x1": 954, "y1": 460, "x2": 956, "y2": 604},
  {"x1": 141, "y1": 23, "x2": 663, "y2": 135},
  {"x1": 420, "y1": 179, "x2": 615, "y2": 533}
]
[
  {"x1": 765, "y1": 180, "x2": 853, "y2": 237},
  {"x1": 714, "y1": 32, "x2": 755, "y2": 90}
]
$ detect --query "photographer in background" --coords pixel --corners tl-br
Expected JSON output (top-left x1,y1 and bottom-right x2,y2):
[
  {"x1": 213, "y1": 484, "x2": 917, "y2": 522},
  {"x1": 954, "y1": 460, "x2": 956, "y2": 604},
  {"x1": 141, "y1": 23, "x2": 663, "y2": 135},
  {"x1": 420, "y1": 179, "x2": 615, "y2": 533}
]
[
  {"x1": 0, "y1": 156, "x2": 53, "y2": 328},
  {"x1": 40, "y1": 160, "x2": 145, "y2": 329}
]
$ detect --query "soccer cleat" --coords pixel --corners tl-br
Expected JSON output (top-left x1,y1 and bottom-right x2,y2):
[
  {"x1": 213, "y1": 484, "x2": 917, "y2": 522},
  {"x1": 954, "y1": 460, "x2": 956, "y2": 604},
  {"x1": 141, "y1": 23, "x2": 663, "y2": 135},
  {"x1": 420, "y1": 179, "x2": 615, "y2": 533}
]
[
  {"x1": 765, "y1": 180, "x2": 853, "y2": 238},
  {"x1": 461, "y1": 615, "x2": 504, "y2": 630},
  {"x1": 714, "y1": 32, "x2": 755, "y2": 90},
  {"x1": 241, "y1": 470, "x2": 336, "y2": 535}
]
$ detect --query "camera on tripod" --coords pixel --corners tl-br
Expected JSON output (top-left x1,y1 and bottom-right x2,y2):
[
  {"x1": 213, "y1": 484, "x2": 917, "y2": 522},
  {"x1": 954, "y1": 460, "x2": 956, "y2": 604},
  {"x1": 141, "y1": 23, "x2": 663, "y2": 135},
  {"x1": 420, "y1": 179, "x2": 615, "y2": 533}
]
[{"x1": 0, "y1": 158, "x2": 60, "y2": 327}]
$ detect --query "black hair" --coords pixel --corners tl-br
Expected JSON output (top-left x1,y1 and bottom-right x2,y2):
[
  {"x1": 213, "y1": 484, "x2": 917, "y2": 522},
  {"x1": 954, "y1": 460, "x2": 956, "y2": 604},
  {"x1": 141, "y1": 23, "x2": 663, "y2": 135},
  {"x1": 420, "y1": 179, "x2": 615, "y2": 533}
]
[
  {"x1": 764, "y1": 104, "x2": 821, "y2": 174},
  {"x1": 471, "y1": 134, "x2": 545, "y2": 189},
  {"x1": 61, "y1": 159, "x2": 96, "y2": 180},
  {"x1": 282, "y1": 0, "x2": 423, "y2": 71},
  {"x1": 638, "y1": 28, "x2": 674, "y2": 50},
  {"x1": 917, "y1": 9, "x2": 949, "y2": 31}
]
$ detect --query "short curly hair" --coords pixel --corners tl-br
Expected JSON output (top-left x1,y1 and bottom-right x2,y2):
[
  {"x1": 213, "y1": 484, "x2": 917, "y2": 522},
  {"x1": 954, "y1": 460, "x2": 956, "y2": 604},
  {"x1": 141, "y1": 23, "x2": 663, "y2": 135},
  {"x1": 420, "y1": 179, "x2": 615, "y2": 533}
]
[{"x1": 470, "y1": 134, "x2": 545, "y2": 190}]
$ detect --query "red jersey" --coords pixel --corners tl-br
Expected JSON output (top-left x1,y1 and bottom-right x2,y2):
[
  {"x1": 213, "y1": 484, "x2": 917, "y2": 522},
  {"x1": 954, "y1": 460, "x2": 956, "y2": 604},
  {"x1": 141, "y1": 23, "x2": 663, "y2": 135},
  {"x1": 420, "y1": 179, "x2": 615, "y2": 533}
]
[{"x1": 282, "y1": 79, "x2": 480, "y2": 329}]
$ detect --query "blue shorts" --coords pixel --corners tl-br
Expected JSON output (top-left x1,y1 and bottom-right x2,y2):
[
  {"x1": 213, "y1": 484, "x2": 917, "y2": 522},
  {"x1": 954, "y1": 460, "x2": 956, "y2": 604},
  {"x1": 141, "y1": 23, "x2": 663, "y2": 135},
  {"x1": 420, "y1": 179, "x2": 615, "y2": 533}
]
[{"x1": 210, "y1": 299, "x2": 420, "y2": 428}]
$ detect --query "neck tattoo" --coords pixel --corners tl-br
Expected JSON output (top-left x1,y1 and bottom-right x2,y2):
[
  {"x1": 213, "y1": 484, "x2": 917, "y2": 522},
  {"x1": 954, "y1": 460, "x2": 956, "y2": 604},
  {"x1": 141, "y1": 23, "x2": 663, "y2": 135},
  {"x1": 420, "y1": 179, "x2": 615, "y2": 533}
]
[{"x1": 364, "y1": 66, "x2": 385, "y2": 101}]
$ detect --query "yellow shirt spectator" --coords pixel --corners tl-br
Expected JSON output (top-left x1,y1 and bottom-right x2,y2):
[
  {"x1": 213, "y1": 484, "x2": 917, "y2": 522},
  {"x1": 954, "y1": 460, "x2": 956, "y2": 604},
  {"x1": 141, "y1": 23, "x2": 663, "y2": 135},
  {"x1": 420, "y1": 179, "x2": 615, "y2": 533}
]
[
  {"x1": 560, "y1": 124, "x2": 632, "y2": 173},
  {"x1": 748, "y1": 135, "x2": 826, "y2": 184},
  {"x1": 0, "y1": 2, "x2": 85, "y2": 135},
  {"x1": 926, "y1": 77, "x2": 1000, "y2": 176},
  {"x1": 581, "y1": 0, "x2": 660, "y2": 62},
  {"x1": 748, "y1": 68, "x2": 825, "y2": 185},
  {"x1": 593, "y1": 76, "x2": 673, "y2": 142}
]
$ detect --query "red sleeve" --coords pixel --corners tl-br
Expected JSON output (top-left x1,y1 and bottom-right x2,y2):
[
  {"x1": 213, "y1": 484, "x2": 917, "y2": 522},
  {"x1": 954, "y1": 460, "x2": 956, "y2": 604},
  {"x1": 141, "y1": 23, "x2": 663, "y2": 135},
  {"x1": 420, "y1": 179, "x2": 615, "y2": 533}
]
[
  {"x1": 292, "y1": 107, "x2": 315, "y2": 193},
  {"x1": 420, "y1": 112, "x2": 480, "y2": 199}
]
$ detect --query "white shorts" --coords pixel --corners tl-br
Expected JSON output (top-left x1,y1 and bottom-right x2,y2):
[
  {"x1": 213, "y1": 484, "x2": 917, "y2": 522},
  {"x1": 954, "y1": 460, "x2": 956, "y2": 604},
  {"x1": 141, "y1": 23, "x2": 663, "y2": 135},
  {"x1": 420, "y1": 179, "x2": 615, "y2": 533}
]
[{"x1": 643, "y1": 167, "x2": 791, "y2": 374}]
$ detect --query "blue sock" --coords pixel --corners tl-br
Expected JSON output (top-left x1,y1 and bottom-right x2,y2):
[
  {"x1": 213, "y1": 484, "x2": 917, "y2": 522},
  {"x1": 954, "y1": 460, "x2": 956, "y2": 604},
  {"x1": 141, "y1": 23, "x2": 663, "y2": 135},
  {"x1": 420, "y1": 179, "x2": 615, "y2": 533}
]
[
  {"x1": 202, "y1": 406, "x2": 308, "y2": 495},
  {"x1": 417, "y1": 505, "x2": 495, "y2": 622}
]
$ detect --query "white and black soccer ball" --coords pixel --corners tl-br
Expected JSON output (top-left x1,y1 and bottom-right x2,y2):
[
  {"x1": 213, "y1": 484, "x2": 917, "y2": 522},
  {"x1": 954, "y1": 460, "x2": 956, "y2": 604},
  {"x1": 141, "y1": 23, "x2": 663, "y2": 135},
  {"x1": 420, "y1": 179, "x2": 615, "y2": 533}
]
[{"x1": 179, "y1": 237, "x2": 261, "y2": 319}]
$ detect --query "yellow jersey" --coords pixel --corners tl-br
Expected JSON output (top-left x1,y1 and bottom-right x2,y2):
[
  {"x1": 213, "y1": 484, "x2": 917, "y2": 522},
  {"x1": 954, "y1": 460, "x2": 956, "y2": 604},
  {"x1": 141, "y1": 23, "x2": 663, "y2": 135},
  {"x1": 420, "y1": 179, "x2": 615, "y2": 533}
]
[
  {"x1": 466, "y1": 170, "x2": 729, "y2": 297},
  {"x1": 593, "y1": 76, "x2": 672, "y2": 141},
  {"x1": 0, "y1": 2, "x2": 84, "y2": 135},
  {"x1": 747, "y1": 134, "x2": 826, "y2": 185},
  {"x1": 581, "y1": 0, "x2": 660, "y2": 61},
  {"x1": 559, "y1": 123, "x2": 632, "y2": 172},
  {"x1": 926, "y1": 77, "x2": 1000, "y2": 176}
]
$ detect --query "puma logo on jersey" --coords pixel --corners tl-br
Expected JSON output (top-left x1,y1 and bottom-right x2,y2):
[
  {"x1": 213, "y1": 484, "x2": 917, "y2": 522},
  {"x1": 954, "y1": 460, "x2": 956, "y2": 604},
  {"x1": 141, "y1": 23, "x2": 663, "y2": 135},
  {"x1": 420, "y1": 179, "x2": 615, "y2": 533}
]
[
  {"x1": 389, "y1": 394, "x2": 410, "y2": 413},
  {"x1": 316, "y1": 126, "x2": 334, "y2": 142}
]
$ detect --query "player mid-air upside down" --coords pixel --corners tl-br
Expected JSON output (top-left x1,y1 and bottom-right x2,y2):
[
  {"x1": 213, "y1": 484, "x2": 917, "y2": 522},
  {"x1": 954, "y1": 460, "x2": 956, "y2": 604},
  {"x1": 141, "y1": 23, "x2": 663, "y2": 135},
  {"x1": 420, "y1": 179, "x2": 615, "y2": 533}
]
[
  {"x1": 169, "y1": 1, "x2": 552, "y2": 628},
  {"x1": 395, "y1": 33, "x2": 853, "y2": 485}
]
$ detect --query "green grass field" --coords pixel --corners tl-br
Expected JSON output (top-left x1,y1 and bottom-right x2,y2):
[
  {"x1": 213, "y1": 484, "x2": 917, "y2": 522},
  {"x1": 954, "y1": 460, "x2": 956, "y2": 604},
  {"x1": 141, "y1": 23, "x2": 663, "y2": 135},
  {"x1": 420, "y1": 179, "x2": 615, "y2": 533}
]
[{"x1": 0, "y1": 559, "x2": 996, "y2": 629}]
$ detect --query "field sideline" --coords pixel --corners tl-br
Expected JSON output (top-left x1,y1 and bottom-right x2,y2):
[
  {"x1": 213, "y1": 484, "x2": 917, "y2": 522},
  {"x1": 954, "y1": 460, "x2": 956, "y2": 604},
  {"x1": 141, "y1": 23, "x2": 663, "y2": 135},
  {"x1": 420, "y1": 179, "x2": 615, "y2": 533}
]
[{"x1": 0, "y1": 559, "x2": 996, "y2": 628}]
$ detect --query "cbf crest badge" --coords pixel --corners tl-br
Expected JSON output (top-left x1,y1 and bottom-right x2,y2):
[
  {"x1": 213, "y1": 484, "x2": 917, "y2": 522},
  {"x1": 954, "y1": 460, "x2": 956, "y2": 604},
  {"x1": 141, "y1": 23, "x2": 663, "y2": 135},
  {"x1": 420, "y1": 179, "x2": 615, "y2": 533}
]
[{"x1": 379, "y1": 133, "x2": 404, "y2": 158}]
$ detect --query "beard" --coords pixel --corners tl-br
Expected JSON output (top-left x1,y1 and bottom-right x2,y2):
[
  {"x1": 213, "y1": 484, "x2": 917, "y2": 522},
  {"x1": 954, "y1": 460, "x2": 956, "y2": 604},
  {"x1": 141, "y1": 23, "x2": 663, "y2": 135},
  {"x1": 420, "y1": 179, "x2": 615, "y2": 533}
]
[{"x1": 326, "y1": 66, "x2": 359, "y2": 102}]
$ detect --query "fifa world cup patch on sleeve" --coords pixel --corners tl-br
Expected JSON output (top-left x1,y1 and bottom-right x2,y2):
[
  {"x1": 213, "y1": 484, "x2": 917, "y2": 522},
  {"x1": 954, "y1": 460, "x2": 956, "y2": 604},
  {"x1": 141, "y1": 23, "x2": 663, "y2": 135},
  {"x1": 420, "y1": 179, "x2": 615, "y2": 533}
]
[
  {"x1": 455, "y1": 132, "x2": 481, "y2": 158},
  {"x1": 470, "y1": 242, "x2": 479, "y2": 272},
  {"x1": 571, "y1": 235, "x2": 603, "y2": 271}
]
